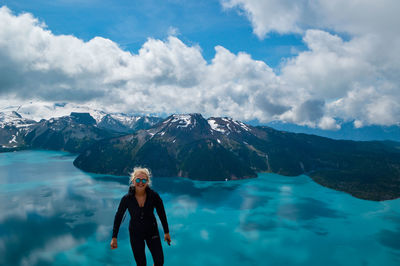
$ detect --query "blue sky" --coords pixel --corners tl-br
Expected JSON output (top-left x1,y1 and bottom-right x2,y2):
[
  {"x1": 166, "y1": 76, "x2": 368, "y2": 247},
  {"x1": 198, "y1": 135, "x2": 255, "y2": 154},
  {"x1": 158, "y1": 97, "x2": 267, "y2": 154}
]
[
  {"x1": 0, "y1": 0, "x2": 400, "y2": 129},
  {"x1": 1, "y1": 0, "x2": 305, "y2": 67}
]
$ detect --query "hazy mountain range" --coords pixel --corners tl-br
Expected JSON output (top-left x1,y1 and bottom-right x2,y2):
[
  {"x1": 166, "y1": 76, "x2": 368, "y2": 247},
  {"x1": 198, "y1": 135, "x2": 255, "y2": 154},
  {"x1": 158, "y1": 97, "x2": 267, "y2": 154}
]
[
  {"x1": 0, "y1": 110, "x2": 162, "y2": 152},
  {"x1": 266, "y1": 120, "x2": 400, "y2": 142}
]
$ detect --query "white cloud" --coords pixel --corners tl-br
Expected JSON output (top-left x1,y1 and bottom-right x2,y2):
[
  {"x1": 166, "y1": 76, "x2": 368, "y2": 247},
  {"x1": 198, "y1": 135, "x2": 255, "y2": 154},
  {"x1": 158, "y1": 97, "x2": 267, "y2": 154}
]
[
  {"x1": 221, "y1": 0, "x2": 400, "y2": 38},
  {"x1": 221, "y1": 0, "x2": 307, "y2": 36},
  {"x1": 279, "y1": 29, "x2": 400, "y2": 126},
  {"x1": 222, "y1": 0, "x2": 400, "y2": 127},
  {"x1": 1, "y1": 5, "x2": 400, "y2": 128},
  {"x1": 318, "y1": 116, "x2": 340, "y2": 131},
  {"x1": 0, "y1": 6, "x2": 283, "y2": 123},
  {"x1": 167, "y1": 26, "x2": 180, "y2": 36}
]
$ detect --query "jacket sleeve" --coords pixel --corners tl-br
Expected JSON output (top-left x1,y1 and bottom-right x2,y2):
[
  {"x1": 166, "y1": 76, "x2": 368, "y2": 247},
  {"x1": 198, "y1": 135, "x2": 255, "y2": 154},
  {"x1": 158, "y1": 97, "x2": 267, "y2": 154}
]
[
  {"x1": 112, "y1": 194, "x2": 128, "y2": 238},
  {"x1": 154, "y1": 192, "x2": 169, "y2": 234}
]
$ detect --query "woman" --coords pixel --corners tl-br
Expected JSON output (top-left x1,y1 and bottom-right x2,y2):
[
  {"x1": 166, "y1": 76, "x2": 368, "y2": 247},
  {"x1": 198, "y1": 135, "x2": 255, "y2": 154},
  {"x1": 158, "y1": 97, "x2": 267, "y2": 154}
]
[{"x1": 110, "y1": 167, "x2": 171, "y2": 266}]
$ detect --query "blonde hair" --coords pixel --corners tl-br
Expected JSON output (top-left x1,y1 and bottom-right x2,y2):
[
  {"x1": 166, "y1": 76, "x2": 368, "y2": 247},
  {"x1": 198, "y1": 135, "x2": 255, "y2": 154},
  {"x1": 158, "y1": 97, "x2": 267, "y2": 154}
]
[{"x1": 129, "y1": 167, "x2": 152, "y2": 187}]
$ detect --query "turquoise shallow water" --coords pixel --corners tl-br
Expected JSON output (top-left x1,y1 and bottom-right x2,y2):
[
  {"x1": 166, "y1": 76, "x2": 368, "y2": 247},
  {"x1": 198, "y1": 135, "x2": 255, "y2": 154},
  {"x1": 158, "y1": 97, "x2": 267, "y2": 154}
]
[{"x1": 0, "y1": 150, "x2": 399, "y2": 266}]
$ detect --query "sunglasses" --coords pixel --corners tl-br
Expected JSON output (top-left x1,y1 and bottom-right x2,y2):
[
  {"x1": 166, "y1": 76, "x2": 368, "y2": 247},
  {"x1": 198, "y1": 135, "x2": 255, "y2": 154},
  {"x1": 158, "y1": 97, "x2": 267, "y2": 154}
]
[{"x1": 135, "y1": 178, "x2": 148, "y2": 184}]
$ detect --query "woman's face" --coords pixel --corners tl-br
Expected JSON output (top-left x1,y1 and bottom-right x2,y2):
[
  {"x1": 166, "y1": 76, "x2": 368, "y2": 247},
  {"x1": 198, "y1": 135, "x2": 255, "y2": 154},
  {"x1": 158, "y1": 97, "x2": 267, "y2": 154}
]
[{"x1": 134, "y1": 172, "x2": 148, "y2": 192}]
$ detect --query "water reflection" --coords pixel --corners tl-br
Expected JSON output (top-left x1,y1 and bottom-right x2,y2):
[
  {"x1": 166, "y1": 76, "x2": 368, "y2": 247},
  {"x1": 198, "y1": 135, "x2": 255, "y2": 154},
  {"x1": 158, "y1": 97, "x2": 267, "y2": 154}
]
[
  {"x1": 1, "y1": 150, "x2": 400, "y2": 266},
  {"x1": 1, "y1": 213, "x2": 96, "y2": 265}
]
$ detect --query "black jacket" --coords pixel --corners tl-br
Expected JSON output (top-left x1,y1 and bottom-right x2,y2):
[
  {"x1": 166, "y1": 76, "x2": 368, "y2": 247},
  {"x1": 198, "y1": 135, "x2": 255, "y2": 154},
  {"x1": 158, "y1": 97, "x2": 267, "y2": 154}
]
[{"x1": 112, "y1": 186, "x2": 169, "y2": 238}]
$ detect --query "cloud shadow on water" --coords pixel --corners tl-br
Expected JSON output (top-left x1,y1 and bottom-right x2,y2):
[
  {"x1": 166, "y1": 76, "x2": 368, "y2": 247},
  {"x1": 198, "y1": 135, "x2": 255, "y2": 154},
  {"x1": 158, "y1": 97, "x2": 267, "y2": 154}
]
[
  {"x1": 239, "y1": 196, "x2": 345, "y2": 235},
  {"x1": 376, "y1": 225, "x2": 400, "y2": 251},
  {"x1": 277, "y1": 197, "x2": 345, "y2": 221},
  {"x1": 88, "y1": 174, "x2": 130, "y2": 186}
]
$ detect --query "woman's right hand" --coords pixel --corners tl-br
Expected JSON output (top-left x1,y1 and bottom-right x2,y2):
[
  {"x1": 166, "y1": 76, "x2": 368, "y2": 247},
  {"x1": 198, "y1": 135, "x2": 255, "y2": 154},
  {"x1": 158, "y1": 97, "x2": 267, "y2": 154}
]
[
  {"x1": 164, "y1": 233, "x2": 171, "y2": 246},
  {"x1": 110, "y1": 237, "x2": 118, "y2": 249}
]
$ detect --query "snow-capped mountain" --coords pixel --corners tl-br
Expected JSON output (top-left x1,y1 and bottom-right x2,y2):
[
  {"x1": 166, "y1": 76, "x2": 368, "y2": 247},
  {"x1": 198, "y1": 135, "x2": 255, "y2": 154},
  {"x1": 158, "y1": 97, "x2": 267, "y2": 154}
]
[
  {"x1": 0, "y1": 111, "x2": 38, "y2": 149},
  {"x1": 1, "y1": 102, "x2": 162, "y2": 134},
  {"x1": 97, "y1": 113, "x2": 163, "y2": 133},
  {"x1": 21, "y1": 112, "x2": 121, "y2": 153},
  {"x1": 74, "y1": 113, "x2": 400, "y2": 201},
  {"x1": 208, "y1": 117, "x2": 252, "y2": 135},
  {"x1": 0, "y1": 108, "x2": 162, "y2": 152},
  {"x1": 1, "y1": 102, "x2": 106, "y2": 122},
  {"x1": 146, "y1": 113, "x2": 261, "y2": 142},
  {"x1": 146, "y1": 113, "x2": 213, "y2": 142},
  {"x1": 0, "y1": 111, "x2": 37, "y2": 128},
  {"x1": 74, "y1": 113, "x2": 261, "y2": 180}
]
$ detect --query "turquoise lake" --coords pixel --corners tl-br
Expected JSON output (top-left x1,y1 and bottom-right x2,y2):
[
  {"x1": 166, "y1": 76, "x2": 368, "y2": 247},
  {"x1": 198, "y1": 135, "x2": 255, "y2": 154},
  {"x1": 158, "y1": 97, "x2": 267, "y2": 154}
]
[{"x1": 1, "y1": 150, "x2": 400, "y2": 266}]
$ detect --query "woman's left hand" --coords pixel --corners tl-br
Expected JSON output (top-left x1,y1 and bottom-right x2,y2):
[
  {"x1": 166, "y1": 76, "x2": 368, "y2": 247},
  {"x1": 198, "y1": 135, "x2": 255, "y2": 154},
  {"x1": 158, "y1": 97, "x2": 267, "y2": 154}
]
[{"x1": 164, "y1": 233, "x2": 171, "y2": 246}]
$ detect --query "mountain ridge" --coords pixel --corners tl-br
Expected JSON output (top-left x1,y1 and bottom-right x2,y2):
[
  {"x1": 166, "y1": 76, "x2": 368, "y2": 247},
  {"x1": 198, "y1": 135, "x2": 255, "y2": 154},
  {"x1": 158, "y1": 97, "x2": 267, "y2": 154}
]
[
  {"x1": 0, "y1": 110, "x2": 162, "y2": 152},
  {"x1": 73, "y1": 113, "x2": 400, "y2": 201},
  {"x1": 2, "y1": 110, "x2": 400, "y2": 201}
]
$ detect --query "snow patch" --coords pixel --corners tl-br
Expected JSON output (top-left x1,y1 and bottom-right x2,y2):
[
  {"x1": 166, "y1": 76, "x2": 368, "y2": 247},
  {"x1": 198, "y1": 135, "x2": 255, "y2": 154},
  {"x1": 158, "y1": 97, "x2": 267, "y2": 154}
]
[
  {"x1": 239, "y1": 121, "x2": 250, "y2": 131},
  {"x1": 9, "y1": 135, "x2": 17, "y2": 143},
  {"x1": 171, "y1": 115, "x2": 192, "y2": 128},
  {"x1": 15, "y1": 123, "x2": 35, "y2": 128},
  {"x1": 102, "y1": 113, "x2": 150, "y2": 128},
  {"x1": 220, "y1": 118, "x2": 233, "y2": 132},
  {"x1": 207, "y1": 119, "x2": 226, "y2": 133}
]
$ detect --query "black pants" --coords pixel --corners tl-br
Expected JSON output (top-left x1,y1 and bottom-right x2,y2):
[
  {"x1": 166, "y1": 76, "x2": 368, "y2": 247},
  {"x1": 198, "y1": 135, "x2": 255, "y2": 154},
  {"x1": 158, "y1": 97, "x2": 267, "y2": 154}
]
[{"x1": 129, "y1": 230, "x2": 164, "y2": 266}]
